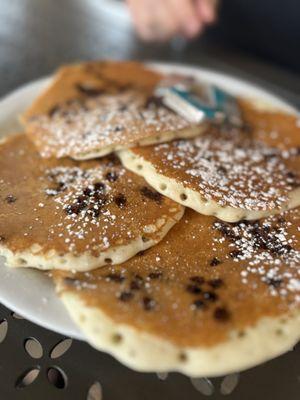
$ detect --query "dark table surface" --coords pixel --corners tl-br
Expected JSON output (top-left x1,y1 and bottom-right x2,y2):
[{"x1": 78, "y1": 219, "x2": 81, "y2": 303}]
[{"x1": 0, "y1": 1, "x2": 299, "y2": 399}]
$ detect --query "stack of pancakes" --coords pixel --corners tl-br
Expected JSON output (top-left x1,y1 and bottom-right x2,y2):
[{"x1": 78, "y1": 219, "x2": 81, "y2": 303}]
[{"x1": 0, "y1": 61, "x2": 299, "y2": 377}]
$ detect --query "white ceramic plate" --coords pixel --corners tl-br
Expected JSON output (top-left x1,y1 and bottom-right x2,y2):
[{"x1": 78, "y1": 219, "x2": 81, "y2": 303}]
[{"x1": 0, "y1": 62, "x2": 297, "y2": 340}]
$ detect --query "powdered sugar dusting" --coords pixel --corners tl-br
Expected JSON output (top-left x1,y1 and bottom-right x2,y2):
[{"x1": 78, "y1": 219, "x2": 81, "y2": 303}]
[
  {"x1": 40, "y1": 162, "x2": 179, "y2": 255},
  {"x1": 0, "y1": 133, "x2": 183, "y2": 264},
  {"x1": 30, "y1": 91, "x2": 191, "y2": 158},
  {"x1": 213, "y1": 210, "x2": 300, "y2": 299},
  {"x1": 46, "y1": 166, "x2": 116, "y2": 252},
  {"x1": 150, "y1": 126, "x2": 300, "y2": 211}
]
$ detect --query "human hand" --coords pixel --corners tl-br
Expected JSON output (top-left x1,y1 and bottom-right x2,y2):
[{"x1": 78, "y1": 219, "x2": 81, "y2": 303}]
[{"x1": 126, "y1": 0, "x2": 218, "y2": 41}]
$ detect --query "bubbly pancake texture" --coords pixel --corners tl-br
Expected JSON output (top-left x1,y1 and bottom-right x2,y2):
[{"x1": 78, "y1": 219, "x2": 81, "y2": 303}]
[
  {"x1": 22, "y1": 61, "x2": 203, "y2": 160},
  {"x1": 119, "y1": 101, "x2": 300, "y2": 222},
  {"x1": 0, "y1": 134, "x2": 184, "y2": 271},
  {"x1": 53, "y1": 207, "x2": 300, "y2": 376}
]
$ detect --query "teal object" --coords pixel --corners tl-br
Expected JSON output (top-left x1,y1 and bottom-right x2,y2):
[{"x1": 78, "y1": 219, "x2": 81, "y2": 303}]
[{"x1": 169, "y1": 85, "x2": 240, "y2": 122}]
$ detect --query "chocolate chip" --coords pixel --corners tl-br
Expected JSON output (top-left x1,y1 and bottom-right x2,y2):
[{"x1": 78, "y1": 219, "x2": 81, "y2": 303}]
[
  {"x1": 94, "y1": 182, "x2": 106, "y2": 192},
  {"x1": 143, "y1": 296, "x2": 156, "y2": 311},
  {"x1": 286, "y1": 171, "x2": 296, "y2": 179},
  {"x1": 265, "y1": 277, "x2": 282, "y2": 288},
  {"x1": 189, "y1": 276, "x2": 205, "y2": 285},
  {"x1": 77, "y1": 195, "x2": 88, "y2": 204},
  {"x1": 89, "y1": 206, "x2": 100, "y2": 218},
  {"x1": 130, "y1": 275, "x2": 144, "y2": 290},
  {"x1": 114, "y1": 125, "x2": 123, "y2": 132},
  {"x1": 114, "y1": 193, "x2": 127, "y2": 208},
  {"x1": 208, "y1": 278, "x2": 224, "y2": 289},
  {"x1": 48, "y1": 104, "x2": 60, "y2": 117},
  {"x1": 264, "y1": 152, "x2": 278, "y2": 160},
  {"x1": 213, "y1": 222, "x2": 237, "y2": 239},
  {"x1": 140, "y1": 186, "x2": 162, "y2": 204},
  {"x1": 76, "y1": 83, "x2": 104, "y2": 97},
  {"x1": 57, "y1": 181, "x2": 66, "y2": 190},
  {"x1": 105, "y1": 171, "x2": 118, "y2": 182},
  {"x1": 192, "y1": 299, "x2": 206, "y2": 310},
  {"x1": 144, "y1": 95, "x2": 165, "y2": 108},
  {"x1": 130, "y1": 281, "x2": 141, "y2": 291},
  {"x1": 144, "y1": 95, "x2": 173, "y2": 112},
  {"x1": 5, "y1": 195, "x2": 16, "y2": 204},
  {"x1": 94, "y1": 193, "x2": 108, "y2": 207},
  {"x1": 106, "y1": 273, "x2": 125, "y2": 283},
  {"x1": 229, "y1": 250, "x2": 243, "y2": 259},
  {"x1": 214, "y1": 307, "x2": 231, "y2": 322},
  {"x1": 262, "y1": 225, "x2": 271, "y2": 233},
  {"x1": 135, "y1": 274, "x2": 144, "y2": 281},
  {"x1": 276, "y1": 244, "x2": 292, "y2": 255},
  {"x1": 118, "y1": 291, "x2": 133, "y2": 302},
  {"x1": 215, "y1": 219, "x2": 296, "y2": 261},
  {"x1": 106, "y1": 154, "x2": 119, "y2": 166},
  {"x1": 203, "y1": 291, "x2": 218, "y2": 302},
  {"x1": 63, "y1": 277, "x2": 77, "y2": 286},
  {"x1": 65, "y1": 203, "x2": 85, "y2": 215},
  {"x1": 83, "y1": 187, "x2": 93, "y2": 196},
  {"x1": 276, "y1": 216, "x2": 285, "y2": 224},
  {"x1": 186, "y1": 284, "x2": 202, "y2": 295},
  {"x1": 217, "y1": 166, "x2": 227, "y2": 174},
  {"x1": 45, "y1": 181, "x2": 65, "y2": 196},
  {"x1": 0, "y1": 235, "x2": 5, "y2": 242},
  {"x1": 210, "y1": 257, "x2": 222, "y2": 267},
  {"x1": 148, "y1": 272, "x2": 163, "y2": 279}
]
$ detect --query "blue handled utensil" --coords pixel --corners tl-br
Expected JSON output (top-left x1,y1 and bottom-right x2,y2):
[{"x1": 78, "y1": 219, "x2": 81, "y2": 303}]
[{"x1": 156, "y1": 78, "x2": 242, "y2": 126}]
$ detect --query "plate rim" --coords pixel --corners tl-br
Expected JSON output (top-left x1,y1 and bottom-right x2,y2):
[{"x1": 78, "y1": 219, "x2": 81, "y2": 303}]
[{"x1": 0, "y1": 61, "x2": 298, "y2": 339}]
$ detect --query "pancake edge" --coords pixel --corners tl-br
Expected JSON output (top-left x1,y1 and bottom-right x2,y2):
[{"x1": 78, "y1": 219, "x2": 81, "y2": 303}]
[
  {"x1": 69, "y1": 125, "x2": 206, "y2": 161},
  {"x1": 118, "y1": 149, "x2": 300, "y2": 223},
  {"x1": 0, "y1": 207, "x2": 184, "y2": 271},
  {"x1": 55, "y1": 287, "x2": 300, "y2": 377}
]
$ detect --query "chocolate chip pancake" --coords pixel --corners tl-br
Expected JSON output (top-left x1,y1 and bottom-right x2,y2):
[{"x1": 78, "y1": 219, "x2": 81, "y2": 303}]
[
  {"x1": 119, "y1": 100, "x2": 300, "y2": 222},
  {"x1": 21, "y1": 61, "x2": 204, "y2": 160},
  {"x1": 53, "y1": 207, "x2": 300, "y2": 377},
  {"x1": 0, "y1": 134, "x2": 184, "y2": 271}
]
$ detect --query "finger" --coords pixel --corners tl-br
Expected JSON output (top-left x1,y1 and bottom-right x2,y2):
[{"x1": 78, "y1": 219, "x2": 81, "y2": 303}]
[
  {"x1": 149, "y1": 0, "x2": 181, "y2": 41},
  {"x1": 126, "y1": 0, "x2": 154, "y2": 40},
  {"x1": 127, "y1": 0, "x2": 179, "y2": 41},
  {"x1": 166, "y1": 0, "x2": 204, "y2": 38},
  {"x1": 195, "y1": 0, "x2": 218, "y2": 23}
]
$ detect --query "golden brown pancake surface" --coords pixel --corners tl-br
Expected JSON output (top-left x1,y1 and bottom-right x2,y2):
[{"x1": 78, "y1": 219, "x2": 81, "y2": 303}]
[
  {"x1": 239, "y1": 99, "x2": 300, "y2": 150},
  {"x1": 128, "y1": 101, "x2": 300, "y2": 213},
  {"x1": 54, "y1": 207, "x2": 300, "y2": 348},
  {"x1": 0, "y1": 134, "x2": 183, "y2": 269},
  {"x1": 23, "y1": 61, "x2": 162, "y2": 119},
  {"x1": 22, "y1": 61, "x2": 200, "y2": 159}
]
